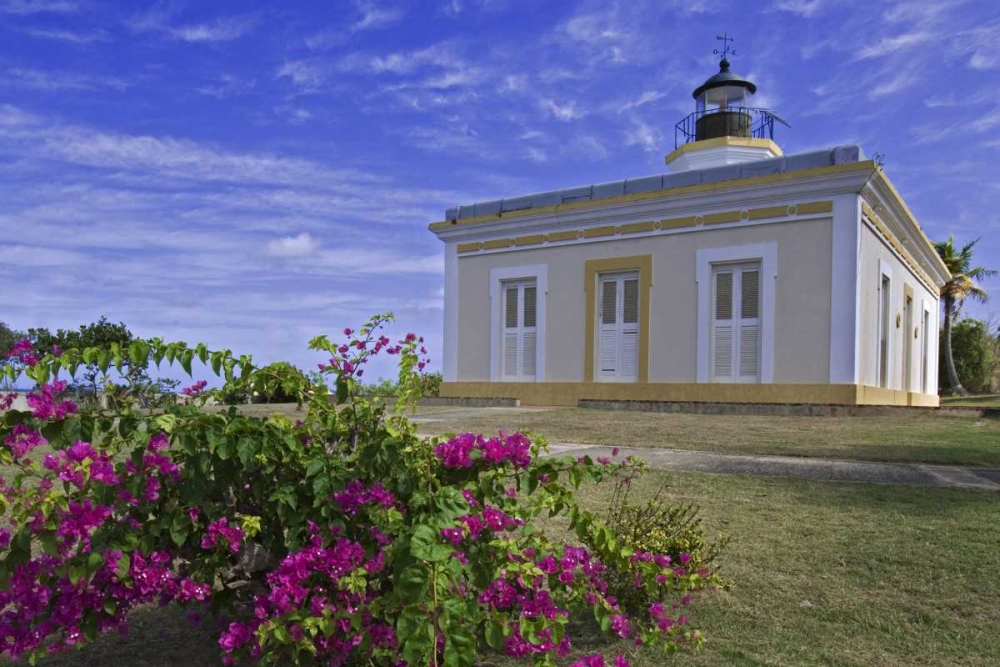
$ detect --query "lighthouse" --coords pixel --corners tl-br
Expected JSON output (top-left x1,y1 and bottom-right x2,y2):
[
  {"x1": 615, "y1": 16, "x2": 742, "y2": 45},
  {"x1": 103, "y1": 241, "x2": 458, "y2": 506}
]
[{"x1": 666, "y1": 34, "x2": 787, "y2": 172}]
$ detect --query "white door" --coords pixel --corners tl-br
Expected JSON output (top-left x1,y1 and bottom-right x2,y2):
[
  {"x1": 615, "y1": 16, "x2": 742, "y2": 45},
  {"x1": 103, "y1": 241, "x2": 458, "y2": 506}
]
[
  {"x1": 711, "y1": 263, "x2": 761, "y2": 383},
  {"x1": 501, "y1": 279, "x2": 536, "y2": 381},
  {"x1": 597, "y1": 272, "x2": 639, "y2": 381}
]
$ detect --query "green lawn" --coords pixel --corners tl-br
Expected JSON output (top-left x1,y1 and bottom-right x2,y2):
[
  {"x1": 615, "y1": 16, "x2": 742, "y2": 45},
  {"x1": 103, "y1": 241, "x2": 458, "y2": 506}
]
[
  {"x1": 941, "y1": 394, "x2": 1000, "y2": 408},
  {"x1": 415, "y1": 407, "x2": 1000, "y2": 467},
  {"x1": 21, "y1": 471, "x2": 1000, "y2": 667}
]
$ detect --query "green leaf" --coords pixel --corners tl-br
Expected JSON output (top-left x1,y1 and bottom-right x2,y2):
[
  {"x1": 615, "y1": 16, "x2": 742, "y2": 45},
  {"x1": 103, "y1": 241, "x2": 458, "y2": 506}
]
[
  {"x1": 397, "y1": 565, "x2": 428, "y2": 604},
  {"x1": 170, "y1": 514, "x2": 189, "y2": 546},
  {"x1": 180, "y1": 349, "x2": 194, "y2": 377},
  {"x1": 128, "y1": 340, "x2": 150, "y2": 367},
  {"x1": 236, "y1": 437, "x2": 256, "y2": 467},
  {"x1": 443, "y1": 624, "x2": 477, "y2": 667},
  {"x1": 410, "y1": 525, "x2": 452, "y2": 562},
  {"x1": 335, "y1": 377, "x2": 349, "y2": 404},
  {"x1": 211, "y1": 351, "x2": 223, "y2": 377},
  {"x1": 97, "y1": 349, "x2": 111, "y2": 374},
  {"x1": 485, "y1": 620, "x2": 504, "y2": 650},
  {"x1": 195, "y1": 343, "x2": 209, "y2": 365},
  {"x1": 304, "y1": 459, "x2": 325, "y2": 479},
  {"x1": 103, "y1": 599, "x2": 117, "y2": 616}
]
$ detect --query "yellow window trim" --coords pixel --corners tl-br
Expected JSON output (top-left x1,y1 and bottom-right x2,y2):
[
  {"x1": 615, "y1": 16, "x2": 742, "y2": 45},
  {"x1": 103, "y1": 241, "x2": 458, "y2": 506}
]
[{"x1": 584, "y1": 255, "x2": 653, "y2": 383}]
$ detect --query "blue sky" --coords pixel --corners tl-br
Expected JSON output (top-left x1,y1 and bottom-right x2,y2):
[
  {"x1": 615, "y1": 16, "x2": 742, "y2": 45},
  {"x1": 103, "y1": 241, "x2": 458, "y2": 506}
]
[{"x1": 1, "y1": 0, "x2": 998, "y2": 379}]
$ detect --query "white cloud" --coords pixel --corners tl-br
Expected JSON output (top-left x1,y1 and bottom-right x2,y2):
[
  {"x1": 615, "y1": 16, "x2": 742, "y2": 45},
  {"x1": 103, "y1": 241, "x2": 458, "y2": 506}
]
[
  {"x1": 498, "y1": 74, "x2": 527, "y2": 93},
  {"x1": 3, "y1": 68, "x2": 128, "y2": 92},
  {"x1": 274, "y1": 106, "x2": 314, "y2": 124},
  {"x1": 275, "y1": 60, "x2": 329, "y2": 91},
  {"x1": 351, "y1": 0, "x2": 402, "y2": 32},
  {"x1": 170, "y1": 15, "x2": 257, "y2": 42},
  {"x1": 127, "y1": 8, "x2": 256, "y2": 43},
  {"x1": 0, "y1": 0, "x2": 76, "y2": 14},
  {"x1": 625, "y1": 119, "x2": 661, "y2": 152},
  {"x1": 771, "y1": 0, "x2": 824, "y2": 17},
  {"x1": 196, "y1": 74, "x2": 255, "y2": 99},
  {"x1": 542, "y1": 99, "x2": 583, "y2": 122},
  {"x1": 339, "y1": 43, "x2": 464, "y2": 76},
  {"x1": 856, "y1": 32, "x2": 932, "y2": 60},
  {"x1": 617, "y1": 91, "x2": 666, "y2": 114},
  {"x1": 524, "y1": 146, "x2": 547, "y2": 163},
  {"x1": 869, "y1": 67, "x2": 921, "y2": 98},
  {"x1": 266, "y1": 233, "x2": 321, "y2": 257},
  {"x1": 21, "y1": 27, "x2": 109, "y2": 43},
  {"x1": 969, "y1": 53, "x2": 990, "y2": 70}
]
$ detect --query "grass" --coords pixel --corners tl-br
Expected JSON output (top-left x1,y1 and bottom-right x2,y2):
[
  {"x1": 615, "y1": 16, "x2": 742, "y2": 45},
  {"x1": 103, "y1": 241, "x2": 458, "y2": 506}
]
[
  {"x1": 941, "y1": 394, "x2": 1000, "y2": 408},
  {"x1": 20, "y1": 471, "x2": 1000, "y2": 667},
  {"x1": 413, "y1": 407, "x2": 1000, "y2": 467}
]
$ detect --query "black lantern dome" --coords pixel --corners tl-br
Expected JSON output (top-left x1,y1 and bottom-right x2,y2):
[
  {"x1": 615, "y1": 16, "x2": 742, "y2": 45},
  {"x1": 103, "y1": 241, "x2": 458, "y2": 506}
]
[{"x1": 692, "y1": 58, "x2": 757, "y2": 100}]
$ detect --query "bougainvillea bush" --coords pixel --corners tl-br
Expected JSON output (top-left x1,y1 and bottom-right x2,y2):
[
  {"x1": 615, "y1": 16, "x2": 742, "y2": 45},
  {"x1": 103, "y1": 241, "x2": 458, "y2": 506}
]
[{"x1": 0, "y1": 314, "x2": 712, "y2": 666}]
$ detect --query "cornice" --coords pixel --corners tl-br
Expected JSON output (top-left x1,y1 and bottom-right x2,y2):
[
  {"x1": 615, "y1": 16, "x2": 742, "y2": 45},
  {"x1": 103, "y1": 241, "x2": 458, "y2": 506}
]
[
  {"x1": 433, "y1": 164, "x2": 873, "y2": 243},
  {"x1": 862, "y1": 170, "x2": 950, "y2": 287}
]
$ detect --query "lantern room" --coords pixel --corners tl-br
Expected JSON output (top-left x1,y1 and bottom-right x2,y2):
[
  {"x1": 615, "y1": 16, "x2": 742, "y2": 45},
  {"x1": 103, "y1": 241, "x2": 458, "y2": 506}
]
[{"x1": 666, "y1": 36, "x2": 787, "y2": 173}]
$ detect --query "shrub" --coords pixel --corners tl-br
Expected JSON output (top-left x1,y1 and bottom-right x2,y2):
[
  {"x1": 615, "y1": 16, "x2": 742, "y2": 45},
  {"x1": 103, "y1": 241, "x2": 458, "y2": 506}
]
[
  {"x1": 364, "y1": 371, "x2": 443, "y2": 398},
  {"x1": 585, "y1": 474, "x2": 729, "y2": 620},
  {"x1": 0, "y1": 314, "x2": 713, "y2": 666},
  {"x1": 940, "y1": 317, "x2": 998, "y2": 395}
]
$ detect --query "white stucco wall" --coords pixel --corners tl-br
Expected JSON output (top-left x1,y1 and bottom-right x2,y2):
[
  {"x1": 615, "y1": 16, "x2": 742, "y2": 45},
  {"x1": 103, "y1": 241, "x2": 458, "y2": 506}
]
[
  {"x1": 456, "y1": 217, "x2": 834, "y2": 384},
  {"x1": 857, "y1": 223, "x2": 939, "y2": 393}
]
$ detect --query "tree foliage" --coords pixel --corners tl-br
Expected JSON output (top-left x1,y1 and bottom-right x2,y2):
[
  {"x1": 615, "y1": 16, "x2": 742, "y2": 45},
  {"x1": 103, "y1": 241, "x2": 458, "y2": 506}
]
[
  {"x1": 939, "y1": 318, "x2": 998, "y2": 395},
  {"x1": 935, "y1": 236, "x2": 997, "y2": 395}
]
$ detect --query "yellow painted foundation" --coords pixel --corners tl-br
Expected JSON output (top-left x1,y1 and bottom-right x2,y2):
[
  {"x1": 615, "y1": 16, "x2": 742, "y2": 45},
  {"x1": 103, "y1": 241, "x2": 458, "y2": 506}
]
[{"x1": 440, "y1": 382, "x2": 940, "y2": 408}]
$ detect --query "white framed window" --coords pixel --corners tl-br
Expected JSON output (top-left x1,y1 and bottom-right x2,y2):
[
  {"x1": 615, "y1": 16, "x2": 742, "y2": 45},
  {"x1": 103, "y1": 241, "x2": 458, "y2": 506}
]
[
  {"x1": 696, "y1": 243, "x2": 776, "y2": 383},
  {"x1": 501, "y1": 279, "x2": 537, "y2": 381},
  {"x1": 710, "y1": 262, "x2": 762, "y2": 383},
  {"x1": 596, "y1": 271, "x2": 640, "y2": 382},
  {"x1": 876, "y1": 260, "x2": 892, "y2": 389},
  {"x1": 489, "y1": 265, "x2": 547, "y2": 382}
]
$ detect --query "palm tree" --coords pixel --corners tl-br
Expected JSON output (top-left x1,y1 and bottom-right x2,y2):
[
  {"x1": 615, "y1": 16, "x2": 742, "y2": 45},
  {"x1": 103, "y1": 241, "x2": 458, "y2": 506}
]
[{"x1": 934, "y1": 236, "x2": 997, "y2": 395}]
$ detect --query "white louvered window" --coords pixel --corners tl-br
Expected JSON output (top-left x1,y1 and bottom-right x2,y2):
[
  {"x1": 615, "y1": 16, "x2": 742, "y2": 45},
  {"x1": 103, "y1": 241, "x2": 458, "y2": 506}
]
[
  {"x1": 501, "y1": 279, "x2": 537, "y2": 381},
  {"x1": 597, "y1": 272, "x2": 639, "y2": 382},
  {"x1": 711, "y1": 263, "x2": 761, "y2": 383}
]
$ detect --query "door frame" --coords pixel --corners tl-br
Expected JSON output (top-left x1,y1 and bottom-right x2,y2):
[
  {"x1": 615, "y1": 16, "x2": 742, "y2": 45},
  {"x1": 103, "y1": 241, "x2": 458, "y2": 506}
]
[{"x1": 595, "y1": 270, "x2": 641, "y2": 382}]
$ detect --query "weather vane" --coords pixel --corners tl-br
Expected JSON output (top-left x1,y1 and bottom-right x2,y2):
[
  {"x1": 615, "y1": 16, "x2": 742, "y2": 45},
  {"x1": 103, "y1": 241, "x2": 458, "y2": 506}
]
[{"x1": 714, "y1": 33, "x2": 736, "y2": 60}]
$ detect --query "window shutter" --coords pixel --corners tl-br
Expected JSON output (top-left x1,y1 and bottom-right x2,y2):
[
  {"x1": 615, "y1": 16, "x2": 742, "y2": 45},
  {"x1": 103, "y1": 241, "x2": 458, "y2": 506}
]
[
  {"x1": 713, "y1": 326, "x2": 733, "y2": 379},
  {"x1": 715, "y1": 272, "x2": 733, "y2": 320},
  {"x1": 505, "y1": 286, "x2": 519, "y2": 328},
  {"x1": 739, "y1": 325, "x2": 760, "y2": 378},
  {"x1": 741, "y1": 270, "x2": 759, "y2": 319},
  {"x1": 523, "y1": 286, "x2": 537, "y2": 328},
  {"x1": 522, "y1": 331, "x2": 536, "y2": 377},
  {"x1": 601, "y1": 281, "x2": 617, "y2": 324},
  {"x1": 623, "y1": 279, "x2": 638, "y2": 324}
]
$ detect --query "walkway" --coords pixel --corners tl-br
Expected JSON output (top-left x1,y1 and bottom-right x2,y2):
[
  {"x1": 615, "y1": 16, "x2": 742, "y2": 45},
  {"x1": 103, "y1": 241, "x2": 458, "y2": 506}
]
[{"x1": 542, "y1": 443, "x2": 1000, "y2": 491}]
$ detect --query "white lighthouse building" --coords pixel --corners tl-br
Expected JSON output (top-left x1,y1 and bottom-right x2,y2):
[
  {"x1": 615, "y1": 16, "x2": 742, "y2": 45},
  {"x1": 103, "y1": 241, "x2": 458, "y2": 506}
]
[{"x1": 428, "y1": 48, "x2": 950, "y2": 408}]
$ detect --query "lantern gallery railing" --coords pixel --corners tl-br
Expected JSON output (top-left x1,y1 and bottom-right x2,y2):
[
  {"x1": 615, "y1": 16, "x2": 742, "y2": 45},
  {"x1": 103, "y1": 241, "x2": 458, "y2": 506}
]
[{"x1": 674, "y1": 107, "x2": 788, "y2": 148}]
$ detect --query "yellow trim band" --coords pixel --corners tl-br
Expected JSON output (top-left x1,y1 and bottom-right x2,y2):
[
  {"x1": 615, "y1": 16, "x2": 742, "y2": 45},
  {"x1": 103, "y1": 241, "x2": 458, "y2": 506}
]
[
  {"x1": 457, "y1": 200, "x2": 834, "y2": 255},
  {"x1": 440, "y1": 381, "x2": 939, "y2": 408},
  {"x1": 664, "y1": 137, "x2": 783, "y2": 166},
  {"x1": 584, "y1": 256, "x2": 653, "y2": 383}
]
